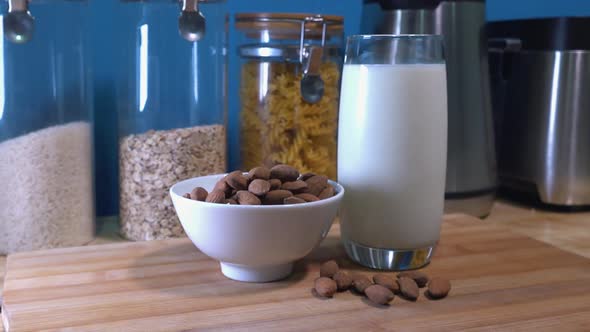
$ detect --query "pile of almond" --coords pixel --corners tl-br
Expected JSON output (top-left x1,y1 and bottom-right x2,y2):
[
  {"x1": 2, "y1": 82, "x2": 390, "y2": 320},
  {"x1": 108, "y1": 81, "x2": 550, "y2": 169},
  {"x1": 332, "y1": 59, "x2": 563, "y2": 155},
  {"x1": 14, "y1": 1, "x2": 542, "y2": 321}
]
[
  {"x1": 183, "y1": 164, "x2": 336, "y2": 205},
  {"x1": 314, "y1": 260, "x2": 451, "y2": 306}
]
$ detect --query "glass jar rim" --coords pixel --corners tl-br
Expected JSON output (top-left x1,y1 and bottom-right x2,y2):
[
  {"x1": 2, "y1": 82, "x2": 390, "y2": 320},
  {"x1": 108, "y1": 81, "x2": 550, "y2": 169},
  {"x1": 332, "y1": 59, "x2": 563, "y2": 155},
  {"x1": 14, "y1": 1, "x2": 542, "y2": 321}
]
[
  {"x1": 235, "y1": 12, "x2": 344, "y2": 40},
  {"x1": 239, "y1": 44, "x2": 341, "y2": 61},
  {"x1": 235, "y1": 12, "x2": 343, "y2": 24},
  {"x1": 347, "y1": 34, "x2": 444, "y2": 41}
]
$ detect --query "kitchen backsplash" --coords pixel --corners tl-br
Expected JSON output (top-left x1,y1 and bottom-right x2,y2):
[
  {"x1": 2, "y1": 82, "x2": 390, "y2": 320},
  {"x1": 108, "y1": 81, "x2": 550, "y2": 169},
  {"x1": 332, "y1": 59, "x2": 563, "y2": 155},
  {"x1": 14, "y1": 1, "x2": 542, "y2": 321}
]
[{"x1": 88, "y1": 0, "x2": 590, "y2": 216}]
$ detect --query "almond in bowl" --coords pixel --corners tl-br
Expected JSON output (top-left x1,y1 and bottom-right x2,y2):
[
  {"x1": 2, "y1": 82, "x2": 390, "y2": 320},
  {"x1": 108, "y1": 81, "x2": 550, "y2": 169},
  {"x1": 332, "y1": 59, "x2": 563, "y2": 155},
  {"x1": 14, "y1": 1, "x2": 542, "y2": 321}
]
[{"x1": 170, "y1": 165, "x2": 344, "y2": 282}]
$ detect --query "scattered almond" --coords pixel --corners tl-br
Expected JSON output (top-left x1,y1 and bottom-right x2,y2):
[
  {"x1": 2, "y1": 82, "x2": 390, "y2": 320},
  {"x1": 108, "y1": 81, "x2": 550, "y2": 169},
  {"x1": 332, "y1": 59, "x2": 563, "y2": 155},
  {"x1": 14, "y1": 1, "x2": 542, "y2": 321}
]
[
  {"x1": 398, "y1": 276, "x2": 419, "y2": 301},
  {"x1": 352, "y1": 274, "x2": 372, "y2": 293},
  {"x1": 398, "y1": 270, "x2": 429, "y2": 288},
  {"x1": 182, "y1": 193, "x2": 191, "y2": 199},
  {"x1": 315, "y1": 277, "x2": 337, "y2": 298},
  {"x1": 248, "y1": 179, "x2": 271, "y2": 196},
  {"x1": 190, "y1": 187, "x2": 208, "y2": 201},
  {"x1": 365, "y1": 284, "x2": 394, "y2": 305},
  {"x1": 333, "y1": 271, "x2": 353, "y2": 291},
  {"x1": 373, "y1": 275, "x2": 400, "y2": 293},
  {"x1": 270, "y1": 164, "x2": 299, "y2": 182},
  {"x1": 319, "y1": 260, "x2": 339, "y2": 278},
  {"x1": 312, "y1": 265, "x2": 450, "y2": 306},
  {"x1": 427, "y1": 278, "x2": 451, "y2": 299}
]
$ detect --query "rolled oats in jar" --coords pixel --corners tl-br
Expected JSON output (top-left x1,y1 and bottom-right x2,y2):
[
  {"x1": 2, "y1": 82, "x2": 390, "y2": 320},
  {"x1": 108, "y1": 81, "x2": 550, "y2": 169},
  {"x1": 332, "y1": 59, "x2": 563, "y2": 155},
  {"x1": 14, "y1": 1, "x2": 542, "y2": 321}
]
[{"x1": 117, "y1": 0, "x2": 228, "y2": 241}]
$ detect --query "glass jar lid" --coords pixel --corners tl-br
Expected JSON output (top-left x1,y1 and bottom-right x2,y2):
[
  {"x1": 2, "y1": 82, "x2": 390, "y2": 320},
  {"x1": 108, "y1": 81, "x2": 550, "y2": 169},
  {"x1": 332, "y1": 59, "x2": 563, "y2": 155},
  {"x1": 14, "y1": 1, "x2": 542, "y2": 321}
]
[
  {"x1": 236, "y1": 13, "x2": 344, "y2": 104},
  {"x1": 235, "y1": 13, "x2": 344, "y2": 41}
]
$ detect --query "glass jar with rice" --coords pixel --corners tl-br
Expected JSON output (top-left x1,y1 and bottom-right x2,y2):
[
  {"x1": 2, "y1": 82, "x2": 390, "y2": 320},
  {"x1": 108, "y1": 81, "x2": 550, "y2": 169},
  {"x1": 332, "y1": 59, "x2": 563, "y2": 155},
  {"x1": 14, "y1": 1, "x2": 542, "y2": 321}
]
[
  {"x1": 235, "y1": 13, "x2": 344, "y2": 180},
  {"x1": 0, "y1": 0, "x2": 94, "y2": 254}
]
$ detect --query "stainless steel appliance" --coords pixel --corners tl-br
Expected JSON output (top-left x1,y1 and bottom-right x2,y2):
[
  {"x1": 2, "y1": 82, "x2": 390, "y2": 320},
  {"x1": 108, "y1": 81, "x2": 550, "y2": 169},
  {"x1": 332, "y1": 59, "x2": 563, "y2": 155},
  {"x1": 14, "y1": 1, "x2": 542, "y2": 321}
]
[
  {"x1": 368, "y1": 0, "x2": 497, "y2": 217},
  {"x1": 488, "y1": 17, "x2": 590, "y2": 207}
]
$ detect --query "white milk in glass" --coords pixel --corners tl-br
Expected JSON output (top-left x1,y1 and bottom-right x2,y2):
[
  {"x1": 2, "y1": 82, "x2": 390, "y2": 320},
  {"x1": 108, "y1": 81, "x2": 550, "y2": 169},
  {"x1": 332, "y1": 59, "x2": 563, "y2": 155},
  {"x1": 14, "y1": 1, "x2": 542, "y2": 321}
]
[{"x1": 338, "y1": 64, "x2": 447, "y2": 250}]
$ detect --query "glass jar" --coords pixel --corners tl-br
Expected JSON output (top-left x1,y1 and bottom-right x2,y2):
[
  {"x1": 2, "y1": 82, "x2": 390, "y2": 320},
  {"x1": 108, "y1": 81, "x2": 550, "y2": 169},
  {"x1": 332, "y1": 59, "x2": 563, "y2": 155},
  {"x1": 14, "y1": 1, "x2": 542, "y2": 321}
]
[
  {"x1": 117, "y1": 0, "x2": 227, "y2": 241},
  {"x1": 235, "y1": 13, "x2": 344, "y2": 180},
  {"x1": 0, "y1": 0, "x2": 94, "y2": 254}
]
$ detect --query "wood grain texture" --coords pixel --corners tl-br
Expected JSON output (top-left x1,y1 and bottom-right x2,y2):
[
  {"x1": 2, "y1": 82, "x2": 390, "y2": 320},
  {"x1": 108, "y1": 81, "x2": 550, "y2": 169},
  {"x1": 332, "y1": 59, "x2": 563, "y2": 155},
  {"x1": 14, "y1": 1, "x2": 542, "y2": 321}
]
[
  {"x1": 487, "y1": 201, "x2": 590, "y2": 259},
  {"x1": 2, "y1": 214, "x2": 590, "y2": 331}
]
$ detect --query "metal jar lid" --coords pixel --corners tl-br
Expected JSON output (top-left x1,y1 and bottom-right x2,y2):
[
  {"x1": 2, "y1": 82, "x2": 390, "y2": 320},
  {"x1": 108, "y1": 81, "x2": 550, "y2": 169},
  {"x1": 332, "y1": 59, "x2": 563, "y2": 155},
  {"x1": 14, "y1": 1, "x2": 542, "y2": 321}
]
[
  {"x1": 2, "y1": 0, "x2": 86, "y2": 44},
  {"x1": 122, "y1": 0, "x2": 224, "y2": 42},
  {"x1": 235, "y1": 13, "x2": 344, "y2": 104}
]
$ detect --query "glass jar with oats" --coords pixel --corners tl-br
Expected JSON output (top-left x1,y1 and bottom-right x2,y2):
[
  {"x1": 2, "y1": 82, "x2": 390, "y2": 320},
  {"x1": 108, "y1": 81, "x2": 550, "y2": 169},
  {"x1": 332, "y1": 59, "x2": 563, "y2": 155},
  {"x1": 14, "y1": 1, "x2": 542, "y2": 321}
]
[
  {"x1": 235, "y1": 13, "x2": 344, "y2": 180},
  {"x1": 117, "y1": 0, "x2": 227, "y2": 241}
]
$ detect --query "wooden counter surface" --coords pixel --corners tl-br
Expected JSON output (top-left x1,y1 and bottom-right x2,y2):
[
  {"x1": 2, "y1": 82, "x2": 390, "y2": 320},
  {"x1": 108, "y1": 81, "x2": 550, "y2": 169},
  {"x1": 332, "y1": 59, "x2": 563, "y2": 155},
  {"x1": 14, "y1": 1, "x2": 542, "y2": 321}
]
[{"x1": 0, "y1": 201, "x2": 589, "y2": 331}]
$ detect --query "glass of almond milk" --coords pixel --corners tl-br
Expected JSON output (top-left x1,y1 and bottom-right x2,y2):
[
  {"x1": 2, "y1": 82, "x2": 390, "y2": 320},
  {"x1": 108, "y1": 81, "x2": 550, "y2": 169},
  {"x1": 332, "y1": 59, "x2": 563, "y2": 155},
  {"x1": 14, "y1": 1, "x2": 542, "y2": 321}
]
[{"x1": 338, "y1": 35, "x2": 447, "y2": 270}]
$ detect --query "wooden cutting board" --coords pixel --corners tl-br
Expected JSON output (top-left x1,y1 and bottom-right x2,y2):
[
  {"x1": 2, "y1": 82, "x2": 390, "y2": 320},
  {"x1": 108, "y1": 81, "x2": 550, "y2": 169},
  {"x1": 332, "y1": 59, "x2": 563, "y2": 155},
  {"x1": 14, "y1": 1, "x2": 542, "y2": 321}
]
[{"x1": 3, "y1": 214, "x2": 590, "y2": 331}]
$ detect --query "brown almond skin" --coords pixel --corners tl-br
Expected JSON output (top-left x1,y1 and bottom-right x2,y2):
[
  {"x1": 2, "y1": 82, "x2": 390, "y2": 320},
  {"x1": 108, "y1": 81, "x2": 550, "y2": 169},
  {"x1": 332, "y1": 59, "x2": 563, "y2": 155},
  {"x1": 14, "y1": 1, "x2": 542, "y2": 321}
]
[
  {"x1": 398, "y1": 276, "x2": 420, "y2": 301},
  {"x1": 333, "y1": 271, "x2": 353, "y2": 291},
  {"x1": 427, "y1": 278, "x2": 451, "y2": 299},
  {"x1": 213, "y1": 179, "x2": 232, "y2": 195},
  {"x1": 205, "y1": 190, "x2": 226, "y2": 204},
  {"x1": 299, "y1": 172, "x2": 316, "y2": 181},
  {"x1": 248, "y1": 179, "x2": 271, "y2": 196},
  {"x1": 365, "y1": 284, "x2": 395, "y2": 305},
  {"x1": 284, "y1": 196, "x2": 306, "y2": 205},
  {"x1": 319, "y1": 260, "x2": 339, "y2": 278},
  {"x1": 352, "y1": 274, "x2": 372, "y2": 293},
  {"x1": 305, "y1": 175, "x2": 328, "y2": 196},
  {"x1": 190, "y1": 187, "x2": 208, "y2": 201},
  {"x1": 262, "y1": 190, "x2": 293, "y2": 205},
  {"x1": 226, "y1": 170, "x2": 243, "y2": 179},
  {"x1": 281, "y1": 180, "x2": 308, "y2": 193},
  {"x1": 295, "y1": 193, "x2": 320, "y2": 202},
  {"x1": 318, "y1": 185, "x2": 335, "y2": 200},
  {"x1": 269, "y1": 178, "x2": 282, "y2": 190},
  {"x1": 314, "y1": 277, "x2": 337, "y2": 298},
  {"x1": 248, "y1": 166, "x2": 271, "y2": 180},
  {"x1": 183, "y1": 193, "x2": 191, "y2": 199},
  {"x1": 226, "y1": 198, "x2": 238, "y2": 205},
  {"x1": 236, "y1": 190, "x2": 261, "y2": 205},
  {"x1": 398, "y1": 271, "x2": 429, "y2": 288},
  {"x1": 270, "y1": 164, "x2": 300, "y2": 182},
  {"x1": 226, "y1": 172, "x2": 249, "y2": 191},
  {"x1": 373, "y1": 275, "x2": 400, "y2": 293}
]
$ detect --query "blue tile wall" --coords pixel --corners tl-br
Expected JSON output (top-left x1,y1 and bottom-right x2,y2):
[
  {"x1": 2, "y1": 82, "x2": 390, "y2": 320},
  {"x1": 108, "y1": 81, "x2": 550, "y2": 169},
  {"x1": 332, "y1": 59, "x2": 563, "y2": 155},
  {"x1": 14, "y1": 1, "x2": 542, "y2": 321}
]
[
  {"x1": 90, "y1": 0, "x2": 590, "y2": 216},
  {"x1": 92, "y1": 0, "x2": 362, "y2": 216}
]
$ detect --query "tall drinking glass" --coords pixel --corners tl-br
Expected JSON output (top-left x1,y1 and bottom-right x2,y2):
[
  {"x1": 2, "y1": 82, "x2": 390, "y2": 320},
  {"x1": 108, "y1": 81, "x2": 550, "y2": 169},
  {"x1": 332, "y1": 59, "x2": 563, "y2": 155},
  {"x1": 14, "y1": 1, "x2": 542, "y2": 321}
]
[{"x1": 338, "y1": 35, "x2": 447, "y2": 270}]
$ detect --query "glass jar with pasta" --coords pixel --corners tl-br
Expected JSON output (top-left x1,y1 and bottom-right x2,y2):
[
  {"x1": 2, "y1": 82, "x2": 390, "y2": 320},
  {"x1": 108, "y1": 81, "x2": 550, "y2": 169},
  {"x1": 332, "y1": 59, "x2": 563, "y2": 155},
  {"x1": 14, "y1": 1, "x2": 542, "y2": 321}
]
[{"x1": 235, "y1": 13, "x2": 344, "y2": 180}]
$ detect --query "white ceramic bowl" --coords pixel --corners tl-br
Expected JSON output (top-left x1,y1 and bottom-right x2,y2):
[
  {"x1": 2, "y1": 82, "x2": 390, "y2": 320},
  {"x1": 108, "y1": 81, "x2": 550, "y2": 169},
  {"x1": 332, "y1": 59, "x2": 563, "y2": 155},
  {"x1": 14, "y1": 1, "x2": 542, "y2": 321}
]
[{"x1": 170, "y1": 174, "x2": 344, "y2": 282}]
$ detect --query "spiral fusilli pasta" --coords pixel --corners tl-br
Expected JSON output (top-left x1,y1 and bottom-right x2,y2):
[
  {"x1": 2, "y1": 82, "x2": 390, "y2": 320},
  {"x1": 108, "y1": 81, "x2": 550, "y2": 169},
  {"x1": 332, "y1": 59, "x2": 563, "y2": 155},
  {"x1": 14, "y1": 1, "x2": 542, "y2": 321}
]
[{"x1": 240, "y1": 61, "x2": 340, "y2": 179}]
